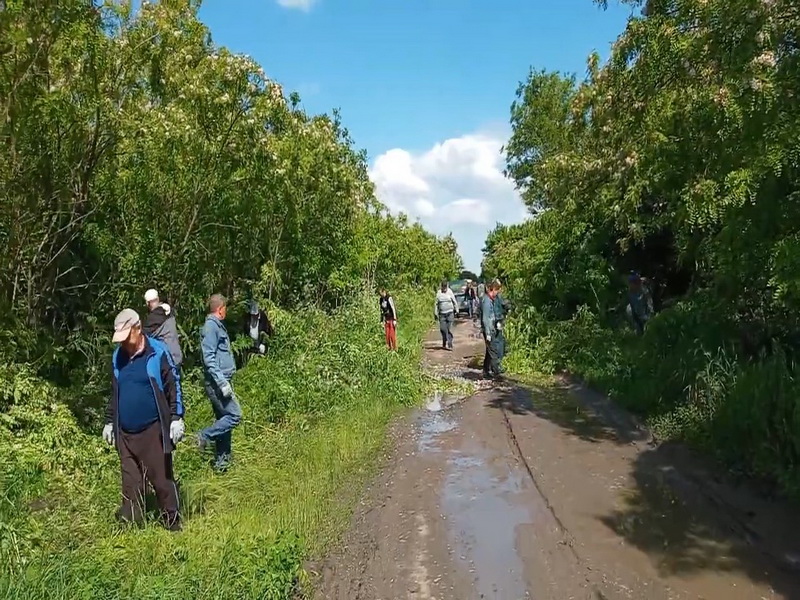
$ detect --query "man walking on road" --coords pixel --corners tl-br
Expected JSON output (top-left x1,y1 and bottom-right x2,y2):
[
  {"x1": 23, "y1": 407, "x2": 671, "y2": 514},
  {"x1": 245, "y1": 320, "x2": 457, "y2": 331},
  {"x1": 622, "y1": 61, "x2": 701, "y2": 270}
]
[
  {"x1": 379, "y1": 288, "x2": 398, "y2": 351},
  {"x1": 480, "y1": 282, "x2": 503, "y2": 380},
  {"x1": 492, "y1": 279, "x2": 512, "y2": 364},
  {"x1": 434, "y1": 280, "x2": 458, "y2": 351},
  {"x1": 103, "y1": 308, "x2": 185, "y2": 531},
  {"x1": 199, "y1": 294, "x2": 241, "y2": 472},
  {"x1": 466, "y1": 281, "x2": 477, "y2": 320},
  {"x1": 142, "y1": 289, "x2": 183, "y2": 369}
]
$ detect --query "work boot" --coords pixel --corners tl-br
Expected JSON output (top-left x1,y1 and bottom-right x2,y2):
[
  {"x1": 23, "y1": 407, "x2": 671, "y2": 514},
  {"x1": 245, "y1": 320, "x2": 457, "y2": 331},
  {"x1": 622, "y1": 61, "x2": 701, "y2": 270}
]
[
  {"x1": 163, "y1": 512, "x2": 182, "y2": 532},
  {"x1": 213, "y1": 454, "x2": 231, "y2": 473}
]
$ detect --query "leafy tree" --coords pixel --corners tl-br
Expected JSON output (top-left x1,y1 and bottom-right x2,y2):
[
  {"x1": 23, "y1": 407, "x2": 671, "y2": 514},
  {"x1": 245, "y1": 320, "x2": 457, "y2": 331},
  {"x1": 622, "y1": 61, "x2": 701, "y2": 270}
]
[{"x1": 486, "y1": 0, "x2": 800, "y2": 495}]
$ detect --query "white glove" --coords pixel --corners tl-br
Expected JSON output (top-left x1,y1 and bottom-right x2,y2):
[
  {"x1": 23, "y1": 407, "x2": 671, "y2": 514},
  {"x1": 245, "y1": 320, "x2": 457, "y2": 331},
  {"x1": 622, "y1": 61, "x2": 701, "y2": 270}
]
[
  {"x1": 392, "y1": 320, "x2": 397, "y2": 327},
  {"x1": 220, "y1": 382, "x2": 233, "y2": 398},
  {"x1": 497, "y1": 322, "x2": 504, "y2": 331},
  {"x1": 486, "y1": 335, "x2": 492, "y2": 343},
  {"x1": 258, "y1": 343, "x2": 266, "y2": 354},
  {"x1": 102, "y1": 423, "x2": 114, "y2": 445},
  {"x1": 170, "y1": 419, "x2": 185, "y2": 444}
]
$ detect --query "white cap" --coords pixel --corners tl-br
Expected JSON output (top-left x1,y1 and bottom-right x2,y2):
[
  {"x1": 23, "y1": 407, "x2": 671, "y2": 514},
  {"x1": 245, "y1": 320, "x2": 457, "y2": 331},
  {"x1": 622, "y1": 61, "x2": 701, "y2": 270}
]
[{"x1": 144, "y1": 289, "x2": 158, "y2": 303}]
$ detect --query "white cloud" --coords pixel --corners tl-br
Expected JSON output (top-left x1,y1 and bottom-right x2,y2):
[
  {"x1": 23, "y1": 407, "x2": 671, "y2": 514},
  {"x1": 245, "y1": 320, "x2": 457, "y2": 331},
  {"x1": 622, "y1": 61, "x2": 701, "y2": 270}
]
[
  {"x1": 369, "y1": 131, "x2": 528, "y2": 272},
  {"x1": 276, "y1": 0, "x2": 316, "y2": 11}
]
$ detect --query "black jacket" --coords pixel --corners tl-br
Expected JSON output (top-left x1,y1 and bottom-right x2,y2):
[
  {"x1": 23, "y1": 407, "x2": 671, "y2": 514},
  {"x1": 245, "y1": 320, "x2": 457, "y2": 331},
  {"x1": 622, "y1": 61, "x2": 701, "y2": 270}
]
[
  {"x1": 242, "y1": 309, "x2": 274, "y2": 341},
  {"x1": 379, "y1": 295, "x2": 397, "y2": 321},
  {"x1": 142, "y1": 304, "x2": 183, "y2": 366}
]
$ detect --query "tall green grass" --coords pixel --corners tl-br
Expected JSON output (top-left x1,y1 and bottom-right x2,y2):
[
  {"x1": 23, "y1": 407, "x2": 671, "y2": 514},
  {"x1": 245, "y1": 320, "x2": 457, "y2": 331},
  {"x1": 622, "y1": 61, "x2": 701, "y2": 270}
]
[
  {"x1": 505, "y1": 300, "x2": 800, "y2": 500},
  {"x1": 0, "y1": 291, "x2": 431, "y2": 599}
]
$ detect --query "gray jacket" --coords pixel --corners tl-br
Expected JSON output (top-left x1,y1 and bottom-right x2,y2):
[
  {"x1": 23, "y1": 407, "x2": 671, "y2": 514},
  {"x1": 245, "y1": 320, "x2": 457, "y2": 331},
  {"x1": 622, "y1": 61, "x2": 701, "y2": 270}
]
[
  {"x1": 142, "y1": 304, "x2": 183, "y2": 366},
  {"x1": 201, "y1": 315, "x2": 236, "y2": 386},
  {"x1": 434, "y1": 289, "x2": 457, "y2": 318}
]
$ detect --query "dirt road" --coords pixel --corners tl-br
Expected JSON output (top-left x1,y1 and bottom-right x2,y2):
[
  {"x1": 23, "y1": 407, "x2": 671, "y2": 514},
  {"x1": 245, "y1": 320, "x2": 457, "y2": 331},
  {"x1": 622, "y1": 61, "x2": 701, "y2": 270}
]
[{"x1": 314, "y1": 320, "x2": 800, "y2": 599}]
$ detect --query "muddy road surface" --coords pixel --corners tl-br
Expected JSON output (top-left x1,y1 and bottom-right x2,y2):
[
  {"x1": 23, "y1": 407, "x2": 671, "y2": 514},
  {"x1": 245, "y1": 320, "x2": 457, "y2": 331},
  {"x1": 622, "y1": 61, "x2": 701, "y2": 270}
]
[{"x1": 314, "y1": 320, "x2": 800, "y2": 599}]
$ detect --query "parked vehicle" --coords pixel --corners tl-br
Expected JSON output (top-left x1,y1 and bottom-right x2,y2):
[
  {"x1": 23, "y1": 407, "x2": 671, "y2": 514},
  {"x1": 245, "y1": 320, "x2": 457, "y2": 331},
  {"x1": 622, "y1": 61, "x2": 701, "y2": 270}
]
[{"x1": 455, "y1": 292, "x2": 471, "y2": 317}]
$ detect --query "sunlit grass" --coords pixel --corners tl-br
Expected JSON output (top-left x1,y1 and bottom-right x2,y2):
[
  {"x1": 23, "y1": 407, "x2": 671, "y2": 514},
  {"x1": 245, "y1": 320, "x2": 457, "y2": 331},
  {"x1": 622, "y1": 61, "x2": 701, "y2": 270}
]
[{"x1": 0, "y1": 292, "x2": 432, "y2": 599}]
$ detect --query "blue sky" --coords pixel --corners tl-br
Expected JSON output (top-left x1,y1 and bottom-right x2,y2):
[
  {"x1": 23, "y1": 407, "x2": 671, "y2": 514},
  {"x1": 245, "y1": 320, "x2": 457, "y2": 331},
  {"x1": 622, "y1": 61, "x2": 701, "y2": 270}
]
[{"x1": 199, "y1": 0, "x2": 634, "y2": 272}]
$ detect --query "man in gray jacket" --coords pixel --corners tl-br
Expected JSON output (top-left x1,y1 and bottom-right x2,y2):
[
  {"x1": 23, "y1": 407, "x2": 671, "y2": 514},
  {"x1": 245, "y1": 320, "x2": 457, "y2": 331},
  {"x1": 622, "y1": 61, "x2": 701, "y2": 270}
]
[
  {"x1": 198, "y1": 293, "x2": 241, "y2": 472},
  {"x1": 434, "y1": 280, "x2": 458, "y2": 350},
  {"x1": 143, "y1": 289, "x2": 183, "y2": 368}
]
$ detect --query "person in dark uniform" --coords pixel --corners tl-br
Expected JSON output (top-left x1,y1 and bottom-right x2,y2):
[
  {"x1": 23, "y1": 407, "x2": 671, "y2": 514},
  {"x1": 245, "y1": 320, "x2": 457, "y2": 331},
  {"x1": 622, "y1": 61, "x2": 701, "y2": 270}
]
[
  {"x1": 241, "y1": 300, "x2": 274, "y2": 355},
  {"x1": 379, "y1": 289, "x2": 398, "y2": 351}
]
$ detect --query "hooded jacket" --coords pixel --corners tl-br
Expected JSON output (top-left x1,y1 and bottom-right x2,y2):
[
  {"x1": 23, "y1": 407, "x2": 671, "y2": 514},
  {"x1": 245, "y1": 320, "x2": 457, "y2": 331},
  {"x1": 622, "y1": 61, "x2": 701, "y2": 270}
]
[{"x1": 142, "y1": 303, "x2": 183, "y2": 367}]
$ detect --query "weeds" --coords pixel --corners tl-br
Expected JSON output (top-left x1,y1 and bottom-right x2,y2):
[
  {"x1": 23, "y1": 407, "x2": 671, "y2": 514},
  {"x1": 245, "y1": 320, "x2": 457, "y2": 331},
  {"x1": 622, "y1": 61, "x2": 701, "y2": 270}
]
[
  {"x1": 505, "y1": 300, "x2": 800, "y2": 501},
  {"x1": 0, "y1": 292, "x2": 432, "y2": 599}
]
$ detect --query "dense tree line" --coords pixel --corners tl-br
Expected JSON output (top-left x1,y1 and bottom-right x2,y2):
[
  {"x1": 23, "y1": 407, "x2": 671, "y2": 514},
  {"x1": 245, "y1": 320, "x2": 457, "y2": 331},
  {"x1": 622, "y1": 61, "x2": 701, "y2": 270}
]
[
  {"x1": 485, "y1": 0, "x2": 800, "y2": 496},
  {"x1": 0, "y1": 0, "x2": 460, "y2": 378}
]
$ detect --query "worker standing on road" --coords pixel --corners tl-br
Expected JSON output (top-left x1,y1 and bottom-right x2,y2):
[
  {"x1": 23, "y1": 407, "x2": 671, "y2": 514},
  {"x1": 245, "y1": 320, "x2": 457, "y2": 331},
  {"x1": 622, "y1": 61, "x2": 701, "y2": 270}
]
[
  {"x1": 480, "y1": 282, "x2": 503, "y2": 380},
  {"x1": 198, "y1": 294, "x2": 241, "y2": 472},
  {"x1": 142, "y1": 289, "x2": 183, "y2": 371},
  {"x1": 466, "y1": 281, "x2": 477, "y2": 320},
  {"x1": 103, "y1": 308, "x2": 184, "y2": 531},
  {"x1": 379, "y1": 288, "x2": 398, "y2": 351},
  {"x1": 434, "y1": 280, "x2": 458, "y2": 351},
  {"x1": 492, "y1": 279, "x2": 512, "y2": 364}
]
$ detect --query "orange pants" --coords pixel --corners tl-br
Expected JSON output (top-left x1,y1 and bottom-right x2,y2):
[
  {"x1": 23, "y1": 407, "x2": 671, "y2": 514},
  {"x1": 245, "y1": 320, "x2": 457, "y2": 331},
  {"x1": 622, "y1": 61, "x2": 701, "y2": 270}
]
[{"x1": 384, "y1": 320, "x2": 397, "y2": 350}]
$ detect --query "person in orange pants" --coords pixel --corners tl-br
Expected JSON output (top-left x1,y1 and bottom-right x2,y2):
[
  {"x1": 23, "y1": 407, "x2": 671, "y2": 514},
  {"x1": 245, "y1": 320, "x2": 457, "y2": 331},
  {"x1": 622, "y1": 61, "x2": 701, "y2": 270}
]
[{"x1": 379, "y1": 288, "x2": 398, "y2": 350}]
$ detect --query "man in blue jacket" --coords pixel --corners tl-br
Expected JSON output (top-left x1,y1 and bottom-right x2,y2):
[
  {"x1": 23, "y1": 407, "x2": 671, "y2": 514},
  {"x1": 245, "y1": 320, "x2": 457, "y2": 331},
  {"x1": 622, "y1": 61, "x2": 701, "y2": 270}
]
[
  {"x1": 480, "y1": 282, "x2": 503, "y2": 379},
  {"x1": 103, "y1": 308, "x2": 185, "y2": 531},
  {"x1": 198, "y1": 293, "x2": 241, "y2": 472}
]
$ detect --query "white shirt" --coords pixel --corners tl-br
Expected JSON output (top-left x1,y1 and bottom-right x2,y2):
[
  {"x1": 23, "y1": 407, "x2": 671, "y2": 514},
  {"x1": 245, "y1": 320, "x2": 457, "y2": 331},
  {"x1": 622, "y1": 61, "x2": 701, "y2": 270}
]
[{"x1": 435, "y1": 289, "x2": 458, "y2": 317}]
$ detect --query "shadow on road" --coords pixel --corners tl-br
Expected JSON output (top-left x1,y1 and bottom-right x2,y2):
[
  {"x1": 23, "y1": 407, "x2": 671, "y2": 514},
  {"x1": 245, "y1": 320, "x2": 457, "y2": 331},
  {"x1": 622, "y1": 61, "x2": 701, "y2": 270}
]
[
  {"x1": 490, "y1": 373, "x2": 800, "y2": 598},
  {"x1": 486, "y1": 383, "x2": 639, "y2": 445},
  {"x1": 598, "y1": 442, "x2": 800, "y2": 597}
]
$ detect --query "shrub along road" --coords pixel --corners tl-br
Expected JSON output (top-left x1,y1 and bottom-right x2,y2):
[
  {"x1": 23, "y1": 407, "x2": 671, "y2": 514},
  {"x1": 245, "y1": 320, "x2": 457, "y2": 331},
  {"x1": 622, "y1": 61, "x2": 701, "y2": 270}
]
[{"x1": 315, "y1": 319, "x2": 800, "y2": 599}]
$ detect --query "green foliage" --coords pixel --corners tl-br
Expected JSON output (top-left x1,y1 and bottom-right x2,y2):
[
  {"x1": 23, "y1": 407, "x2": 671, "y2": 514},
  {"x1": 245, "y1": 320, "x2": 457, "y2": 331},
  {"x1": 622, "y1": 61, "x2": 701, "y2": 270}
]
[
  {"x1": 0, "y1": 0, "x2": 459, "y2": 370},
  {"x1": 0, "y1": 1, "x2": 460, "y2": 595},
  {"x1": 490, "y1": 0, "x2": 800, "y2": 499},
  {"x1": 0, "y1": 291, "x2": 432, "y2": 598}
]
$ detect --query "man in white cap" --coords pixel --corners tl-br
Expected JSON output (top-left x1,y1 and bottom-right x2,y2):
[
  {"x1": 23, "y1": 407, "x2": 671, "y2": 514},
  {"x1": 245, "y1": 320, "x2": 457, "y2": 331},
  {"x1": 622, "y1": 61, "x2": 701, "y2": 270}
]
[
  {"x1": 102, "y1": 308, "x2": 185, "y2": 530},
  {"x1": 142, "y1": 288, "x2": 183, "y2": 368}
]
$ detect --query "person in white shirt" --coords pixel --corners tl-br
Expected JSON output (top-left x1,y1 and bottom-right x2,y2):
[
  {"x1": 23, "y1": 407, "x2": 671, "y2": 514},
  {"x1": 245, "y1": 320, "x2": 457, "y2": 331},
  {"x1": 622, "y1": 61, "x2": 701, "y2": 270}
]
[{"x1": 434, "y1": 280, "x2": 458, "y2": 351}]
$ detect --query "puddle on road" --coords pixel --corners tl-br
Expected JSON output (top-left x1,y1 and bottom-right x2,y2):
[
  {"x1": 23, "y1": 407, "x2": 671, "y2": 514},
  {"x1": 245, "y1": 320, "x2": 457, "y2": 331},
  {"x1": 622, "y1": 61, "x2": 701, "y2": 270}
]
[
  {"x1": 414, "y1": 390, "x2": 532, "y2": 598},
  {"x1": 443, "y1": 446, "x2": 532, "y2": 599},
  {"x1": 417, "y1": 391, "x2": 466, "y2": 453}
]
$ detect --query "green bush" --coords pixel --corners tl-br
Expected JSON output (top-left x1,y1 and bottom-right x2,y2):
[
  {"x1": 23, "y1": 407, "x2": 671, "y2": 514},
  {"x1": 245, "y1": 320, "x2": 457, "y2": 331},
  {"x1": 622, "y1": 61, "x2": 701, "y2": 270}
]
[{"x1": 0, "y1": 291, "x2": 431, "y2": 599}]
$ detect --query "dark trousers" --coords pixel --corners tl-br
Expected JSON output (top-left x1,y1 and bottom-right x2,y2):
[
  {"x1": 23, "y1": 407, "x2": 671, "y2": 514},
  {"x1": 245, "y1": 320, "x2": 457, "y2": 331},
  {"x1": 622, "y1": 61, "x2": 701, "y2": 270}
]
[
  {"x1": 482, "y1": 332, "x2": 503, "y2": 376},
  {"x1": 497, "y1": 328, "x2": 507, "y2": 362},
  {"x1": 118, "y1": 421, "x2": 180, "y2": 529},
  {"x1": 439, "y1": 312, "x2": 454, "y2": 348}
]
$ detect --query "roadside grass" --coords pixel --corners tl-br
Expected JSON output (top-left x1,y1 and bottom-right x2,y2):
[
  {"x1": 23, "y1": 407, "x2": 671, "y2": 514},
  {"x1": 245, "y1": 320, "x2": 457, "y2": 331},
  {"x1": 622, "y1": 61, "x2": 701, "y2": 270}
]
[
  {"x1": 0, "y1": 292, "x2": 432, "y2": 599},
  {"x1": 502, "y1": 303, "x2": 800, "y2": 501}
]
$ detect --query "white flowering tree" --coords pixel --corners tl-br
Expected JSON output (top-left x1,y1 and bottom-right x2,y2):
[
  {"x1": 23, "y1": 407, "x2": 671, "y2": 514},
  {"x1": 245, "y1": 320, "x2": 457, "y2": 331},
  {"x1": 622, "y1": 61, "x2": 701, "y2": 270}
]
[{"x1": 0, "y1": 0, "x2": 461, "y2": 356}]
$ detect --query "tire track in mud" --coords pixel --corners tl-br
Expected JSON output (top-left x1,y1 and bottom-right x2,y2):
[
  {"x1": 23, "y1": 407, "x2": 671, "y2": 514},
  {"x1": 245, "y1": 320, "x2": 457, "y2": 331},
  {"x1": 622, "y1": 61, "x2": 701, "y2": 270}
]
[{"x1": 315, "y1": 319, "x2": 800, "y2": 600}]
